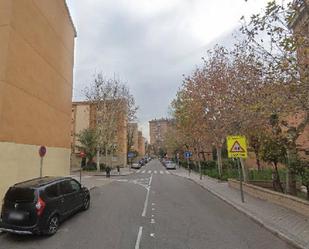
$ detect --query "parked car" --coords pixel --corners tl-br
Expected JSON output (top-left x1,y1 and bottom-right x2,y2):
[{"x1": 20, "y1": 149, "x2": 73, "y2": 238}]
[
  {"x1": 0, "y1": 176, "x2": 90, "y2": 236},
  {"x1": 139, "y1": 158, "x2": 146, "y2": 166},
  {"x1": 131, "y1": 163, "x2": 141, "y2": 169},
  {"x1": 165, "y1": 161, "x2": 176, "y2": 170}
]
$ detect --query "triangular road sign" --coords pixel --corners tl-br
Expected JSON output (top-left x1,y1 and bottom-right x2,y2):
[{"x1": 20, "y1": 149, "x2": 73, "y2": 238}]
[{"x1": 230, "y1": 141, "x2": 245, "y2": 153}]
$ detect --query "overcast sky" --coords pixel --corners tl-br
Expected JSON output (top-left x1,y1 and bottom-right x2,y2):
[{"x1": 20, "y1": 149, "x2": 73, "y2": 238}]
[{"x1": 66, "y1": 0, "x2": 270, "y2": 140}]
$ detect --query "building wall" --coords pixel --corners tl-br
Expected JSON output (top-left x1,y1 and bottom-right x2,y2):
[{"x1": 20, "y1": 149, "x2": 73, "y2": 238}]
[
  {"x1": 128, "y1": 122, "x2": 138, "y2": 152},
  {"x1": 138, "y1": 131, "x2": 145, "y2": 156},
  {"x1": 0, "y1": 0, "x2": 75, "y2": 203},
  {"x1": 290, "y1": 2, "x2": 309, "y2": 159}
]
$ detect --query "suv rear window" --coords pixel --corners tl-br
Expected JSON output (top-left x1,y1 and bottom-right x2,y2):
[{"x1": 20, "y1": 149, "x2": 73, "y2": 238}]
[{"x1": 5, "y1": 187, "x2": 35, "y2": 203}]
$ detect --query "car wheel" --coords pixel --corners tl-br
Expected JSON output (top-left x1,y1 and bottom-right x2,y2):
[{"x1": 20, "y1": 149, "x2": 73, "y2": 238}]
[
  {"x1": 82, "y1": 196, "x2": 90, "y2": 211},
  {"x1": 46, "y1": 215, "x2": 59, "y2": 236}
]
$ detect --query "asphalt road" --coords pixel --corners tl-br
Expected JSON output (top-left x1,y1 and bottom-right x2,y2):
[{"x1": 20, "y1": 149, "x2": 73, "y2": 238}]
[{"x1": 0, "y1": 159, "x2": 296, "y2": 249}]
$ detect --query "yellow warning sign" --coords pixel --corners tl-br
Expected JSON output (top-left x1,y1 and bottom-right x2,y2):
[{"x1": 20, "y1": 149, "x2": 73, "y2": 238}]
[{"x1": 227, "y1": 136, "x2": 247, "y2": 158}]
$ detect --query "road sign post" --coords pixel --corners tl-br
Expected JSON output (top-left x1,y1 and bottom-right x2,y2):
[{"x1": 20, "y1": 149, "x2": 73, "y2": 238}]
[
  {"x1": 184, "y1": 151, "x2": 192, "y2": 175},
  {"x1": 79, "y1": 151, "x2": 86, "y2": 184},
  {"x1": 39, "y1": 146, "x2": 47, "y2": 178},
  {"x1": 227, "y1": 136, "x2": 247, "y2": 203},
  {"x1": 128, "y1": 152, "x2": 135, "y2": 171}
]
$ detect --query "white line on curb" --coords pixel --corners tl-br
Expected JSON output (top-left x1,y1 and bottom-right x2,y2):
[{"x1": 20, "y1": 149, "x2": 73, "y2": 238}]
[{"x1": 135, "y1": 226, "x2": 143, "y2": 249}]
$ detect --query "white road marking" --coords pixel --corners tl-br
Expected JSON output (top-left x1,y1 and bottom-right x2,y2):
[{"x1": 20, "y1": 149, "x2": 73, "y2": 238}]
[
  {"x1": 152, "y1": 203, "x2": 155, "y2": 206},
  {"x1": 148, "y1": 170, "x2": 152, "y2": 174},
  {"x1": 151, "y1": 214, "x2": 154, "y2": 218},
  {"x1": 165, "y1": 171, "x2": 170, "y2": 174},
  {"x1": 116, "y1": 179, "x2": 128, "y2": 182},
  {"x1": 150, "y1": 233, "x2": 155, "y2": 237},
  {"x1": 142, "y1": 174, "x2": 153, "y2": 217},
  {"x1": 160, "y1": 171, "x2": 164, "y2": 174},
  {"x1": 135, "y1": 226, "x2": 143, "y2": 249},
  {"x1": 154, "y1": 170, "x2": 157, "y2": 174},
  {"x1": 152, "y1": 208, "x2": 155, "y2": 211},
  {"x1": 137, "y1": 170, "x2": 141, "y2": 173},
  {"x1": 151, "y1": 219, "x2": 155, "y2": 224},
  {"x1": 142, "y1": 170, "x2": 145, "y2": 174}
]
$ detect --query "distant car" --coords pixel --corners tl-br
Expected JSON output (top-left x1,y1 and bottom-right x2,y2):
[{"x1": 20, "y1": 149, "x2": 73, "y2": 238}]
[
  {"x1": 131, "y1": 163, "x2": 141, "y2": 169},
  {"x1": 165, "y1": 161, "x2": 176, "y2": 170},
  {"x1": 0, "y1": 176, "x2": 90, "y2": 236},
  {"x1": 139, "y1": 159, "x2": 145, "y2": 166}
]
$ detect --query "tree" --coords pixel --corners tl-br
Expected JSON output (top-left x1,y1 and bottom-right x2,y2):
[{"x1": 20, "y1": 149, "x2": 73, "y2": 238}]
[
  {"x1": 76, "y1": 128, "x2": 98, "y2": 166},
  {"x1": 84, "y1": 73, "x2": 138, "y2": 170},
  {"x1": 241, "y1": 0, "x2": 309, "y2": 193}
]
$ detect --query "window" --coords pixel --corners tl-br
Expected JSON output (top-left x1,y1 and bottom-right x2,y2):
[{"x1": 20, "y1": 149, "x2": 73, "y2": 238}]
[
  {"x1": 70, "y1": 180, "x2": 81, "y2": 192},
  {"x1": 5, "y1": 188, "x2": 35, "y2": 203},
  {"x1": 60, "y1": 181, "x2": 74, "y2": 195},
  {"x1": 45, "y1": 184, "x2": 60, "y2": 198}
]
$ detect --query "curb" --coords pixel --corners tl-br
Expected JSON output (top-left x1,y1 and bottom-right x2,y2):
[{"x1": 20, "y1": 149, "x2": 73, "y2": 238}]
[{"x1": 172, "y1": 172, "x2": 306, "y2": 249}]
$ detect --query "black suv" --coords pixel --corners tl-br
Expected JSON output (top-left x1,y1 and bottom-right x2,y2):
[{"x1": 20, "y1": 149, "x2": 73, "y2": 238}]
[{"x1": 0, "y1": 176, "x2": 90, "y2": 235}]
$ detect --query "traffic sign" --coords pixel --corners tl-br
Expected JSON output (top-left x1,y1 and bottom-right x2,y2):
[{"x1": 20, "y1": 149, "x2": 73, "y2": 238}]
[
  {"x1": 39, "y1": 146, "x2": 47, "y2": 158},
  {"x1": 184, "y1": 151, "x2": 192, "y2": 159},
  {"x1": 128, "y1": 152, "x2": 135, "y2": 158},
  {"x1": 227, "y1": 136, "x2": 247, "y2": 158}
]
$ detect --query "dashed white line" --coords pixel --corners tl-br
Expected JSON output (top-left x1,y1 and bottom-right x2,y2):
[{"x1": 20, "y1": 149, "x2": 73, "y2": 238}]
[
  {"x1": 142, "y1": 174, "x2": 153, "y2": 217},
  {"x1": 165, "y1": 171, "x2": 170, "y2": 174},
  {"x1": 154, "y1": 170, "x2": 157, "y2": 174},
  {"x1": 151, "y1": 219, "x2": 155, "y2": 224},
  {"x1": 137, "y1": 170, "x2": 141, "y2": 173},
  {"x1": 160, "y1": 171, "x2": 163, "y2": 174},
  {"x1": 148, "y1": 170, "x2": 152, "y2": 174},
  {"x1": 135, "y1": 226, "x2": 143, "y2": 249},
  {"x1": 142, "y1": 170, "x2": 145, "y2": 174}
]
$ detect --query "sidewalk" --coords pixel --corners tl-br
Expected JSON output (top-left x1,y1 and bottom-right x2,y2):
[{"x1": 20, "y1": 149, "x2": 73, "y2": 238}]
[{"x1": 172, "y1": 169, "x2": 309, "y2": 249}]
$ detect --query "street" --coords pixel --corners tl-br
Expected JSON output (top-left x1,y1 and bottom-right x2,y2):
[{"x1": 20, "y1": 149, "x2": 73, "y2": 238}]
[{"x1": 0, "y1": 160, "x2": 296, "y2": 249}]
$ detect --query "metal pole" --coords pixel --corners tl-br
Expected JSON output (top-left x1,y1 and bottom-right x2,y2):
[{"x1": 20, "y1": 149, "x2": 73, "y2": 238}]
[
  {"x1": 79, "y1": 168, "x2": 82, "y2": 184},
  {"x1": 40, "y1": 157, "x2": 43, "y2": 178},
  {"x1": 187, "y1": 158, "x2": 190, "y2": 176},
  {"x1": 237, "y1": 158, "x2": 245, "y2": 203}
]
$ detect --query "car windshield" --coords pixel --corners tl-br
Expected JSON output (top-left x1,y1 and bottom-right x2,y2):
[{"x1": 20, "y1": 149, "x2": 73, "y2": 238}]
[{"x1": 5, "y1": 187, "x2": 35, "y2": 203}]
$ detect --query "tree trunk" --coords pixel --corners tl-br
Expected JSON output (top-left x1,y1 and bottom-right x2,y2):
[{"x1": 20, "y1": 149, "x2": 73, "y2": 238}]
[
  {"x1": 253, "y1": 148, "x2": 261, "y2": 171},
  {"x1": 216, "y1": 146, "x2": 222, "y2": 179},
  {"x1": 197, "y1": 151, "x2": 202, "y2": 180},
  {"x1": 96, "y1": 149, "x2": 100, "y2": 172},
  {"x1": 274, "y1": 162, "x2": 284, "y2": 193},
  {"x1": 286, "y1": 149, "x2": 297, "y2": 196}
]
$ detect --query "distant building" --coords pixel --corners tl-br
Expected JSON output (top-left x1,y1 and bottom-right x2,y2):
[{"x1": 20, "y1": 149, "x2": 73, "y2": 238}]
[
  {"x1": 138, "y1": 131, "x2": 146, "y2": 156},
  {"x1": 128, "y1": 122, "x2": 139, "y2": 152},
  {"x1": 149, "y1": 118, "x2": 175, "y2": 153},
  {"x1": 0, "y1": 1, "x2": 76, "y2": 202},
  {"x1": 71, "y1": 101, "x2": 127, "y2": 167}
]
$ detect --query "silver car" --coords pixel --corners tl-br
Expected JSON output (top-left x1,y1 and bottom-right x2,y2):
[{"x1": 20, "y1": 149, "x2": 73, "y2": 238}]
[{"x1": 165, "y1": 161, "x2": 176, "y2": 170}]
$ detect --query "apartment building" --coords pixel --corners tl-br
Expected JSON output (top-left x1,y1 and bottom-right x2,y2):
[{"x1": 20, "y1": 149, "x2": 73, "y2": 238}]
[{"x1": 71, "y1": 101, "x2": 127, "y2": 167}]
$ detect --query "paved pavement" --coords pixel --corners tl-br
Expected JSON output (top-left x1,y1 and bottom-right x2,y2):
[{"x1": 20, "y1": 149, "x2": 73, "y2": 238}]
[
  {"x1": 0, "y1": 159, "x2": 298, "y2": 249},
  {"x1": 172, "y1": 168, "x2": 309, "y2": 249}
]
